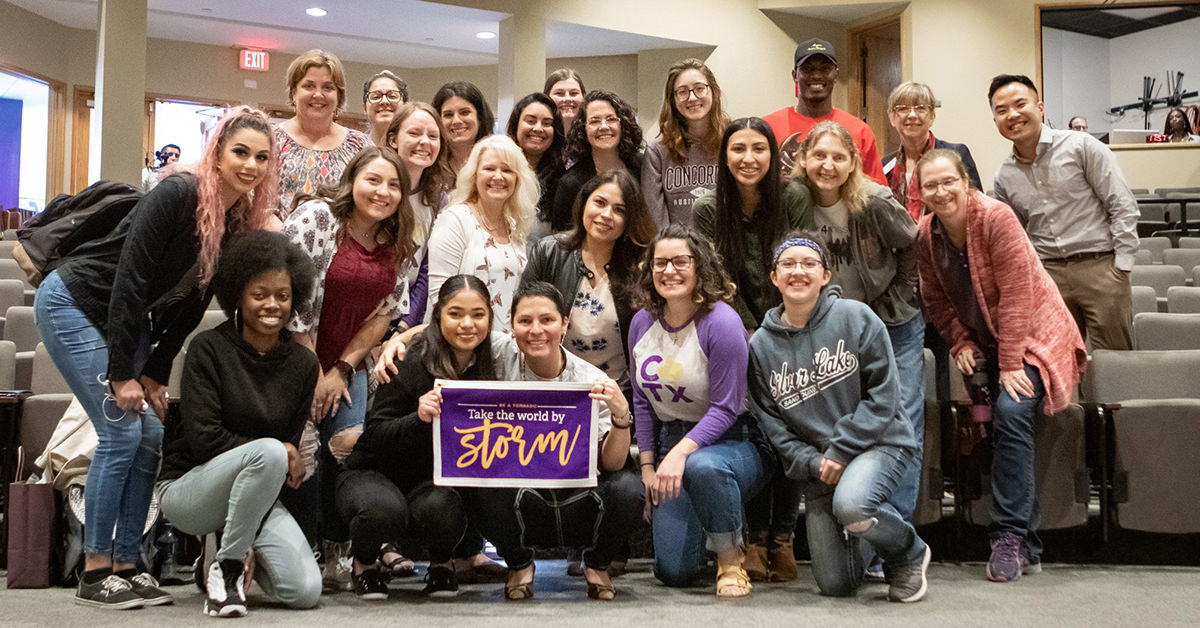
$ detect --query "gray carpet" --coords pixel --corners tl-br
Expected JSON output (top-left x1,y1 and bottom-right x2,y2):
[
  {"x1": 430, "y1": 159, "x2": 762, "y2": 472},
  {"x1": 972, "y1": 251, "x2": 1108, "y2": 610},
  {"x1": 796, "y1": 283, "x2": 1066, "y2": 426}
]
[{"x1": 3, "y1": 560, "x2": 1197, "y2": 627}]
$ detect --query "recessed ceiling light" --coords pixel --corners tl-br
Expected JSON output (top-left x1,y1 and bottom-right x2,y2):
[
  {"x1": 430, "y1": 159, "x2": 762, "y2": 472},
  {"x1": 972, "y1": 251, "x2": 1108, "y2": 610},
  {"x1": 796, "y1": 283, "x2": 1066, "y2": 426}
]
[
  {"x1": 306, "y1": 7, "x2": 327, "y2": 17},
  {"x1": 475, "y1": 31, "x2": 496, "y2": 40}
]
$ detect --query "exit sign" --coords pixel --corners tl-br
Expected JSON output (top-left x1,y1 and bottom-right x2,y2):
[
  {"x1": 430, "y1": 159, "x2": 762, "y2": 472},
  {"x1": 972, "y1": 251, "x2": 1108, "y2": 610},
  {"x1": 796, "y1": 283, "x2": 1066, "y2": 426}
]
[{"x1": 240, "y1": 49, "x2": 269, "y2": 71}]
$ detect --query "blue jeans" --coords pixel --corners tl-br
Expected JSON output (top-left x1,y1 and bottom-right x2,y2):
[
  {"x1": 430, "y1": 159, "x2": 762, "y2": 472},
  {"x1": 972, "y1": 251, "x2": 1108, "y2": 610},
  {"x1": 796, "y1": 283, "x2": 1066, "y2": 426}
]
[
  {"x1": 886, "y1": 313, "x2": 925, "y2": 519},
  {"x1": 34, "y1": 270, "x2": 163, "y2": 564},
  {"x1": 988, "y1": 362, "x2": 1045, "y2": 560},
  {"x1": 158, "y1": 439, "x2": 321, "y2": 608},
  {"x1": 652, "y1": 420, "x2": 772, "y2": 587},
  {"x1": 804, "y1": 446, "x2": 927, "y2": 597}
]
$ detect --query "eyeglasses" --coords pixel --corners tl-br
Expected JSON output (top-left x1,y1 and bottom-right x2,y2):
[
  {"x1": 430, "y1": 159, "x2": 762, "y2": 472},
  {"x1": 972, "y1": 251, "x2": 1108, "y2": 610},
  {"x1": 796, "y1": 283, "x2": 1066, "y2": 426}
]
[
  {"x1": 651, "y1": 255, "x2": 694, "y2": 272},
  {"x1": 891, "y1": 104, "x2": 934, "y2": 116},
  {"x1": 775, "y1": 258, "x2": 823, "y2": 272},
  {"x1": 673, "y1": 83, "x2": 710, "y2": 101},
  {"x1": 160, "y1": 152, "x2": 180, "y2": 160},
  {"x1": 587, "y1": 115, "x2": 620, "y2": 129},
  {"x1": 919, "y1": 176, "x2": 962, "y2": 193},
  {"x1": 366, "y1": 90, "x2": 403, "y2": 104}
]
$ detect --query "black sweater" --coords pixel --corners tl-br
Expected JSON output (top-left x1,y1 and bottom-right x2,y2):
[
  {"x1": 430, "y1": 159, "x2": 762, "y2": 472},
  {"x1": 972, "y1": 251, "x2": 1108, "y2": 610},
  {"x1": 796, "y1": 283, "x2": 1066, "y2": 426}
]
[
  {"x1": 159, "y1": 320, "x2": 319, "y2": 482},
  {"x1": 57, "y1": 173, "x2": 215, "y2": 383}
]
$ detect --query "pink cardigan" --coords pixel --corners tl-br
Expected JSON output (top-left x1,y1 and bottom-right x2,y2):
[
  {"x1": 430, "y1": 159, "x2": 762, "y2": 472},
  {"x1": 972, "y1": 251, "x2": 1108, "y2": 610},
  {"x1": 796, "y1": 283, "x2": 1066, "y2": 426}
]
[{"x1": 917, "y1": 191, "x2": 1086, "y2": 414}]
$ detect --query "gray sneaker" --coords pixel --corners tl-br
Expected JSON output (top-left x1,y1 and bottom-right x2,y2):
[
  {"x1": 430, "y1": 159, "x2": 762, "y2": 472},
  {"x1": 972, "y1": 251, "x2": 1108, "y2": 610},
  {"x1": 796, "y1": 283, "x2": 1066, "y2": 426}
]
[
  {"x1": 887, "y1": 545, "x2": 931, "y2": 603},
  {"x1": 128, "y1": 572, "x2": 174, "y2": 606},
  {"x1": 322, "y1": 540, "x2": 354, "y2": 592},
  {"x1": 986, "y1": 532, "x2": 1024, "y2": 582},
  {"x1": 1021, "y1": 545, "x2": 1042, "y2": 575},
  {"x1": 75, "y1": 574, "x2": 145, "y2": 610}
]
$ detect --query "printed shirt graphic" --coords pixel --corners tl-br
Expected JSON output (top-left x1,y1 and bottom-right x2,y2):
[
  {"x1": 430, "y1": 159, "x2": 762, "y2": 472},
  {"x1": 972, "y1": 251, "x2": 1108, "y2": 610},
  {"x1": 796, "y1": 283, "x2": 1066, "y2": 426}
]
[
  {"x1": 631, "y1": 316, "x2": 711, "y2": 423},
  {"x1": 766, "y1": 338, "x2": 860, "y2": 411},
  {"x1": 564, "y1": 276, "x2": 626, "y2": 382},
  {"x1": 814, "y1": 199, "x2": 867, "y2": 301}
]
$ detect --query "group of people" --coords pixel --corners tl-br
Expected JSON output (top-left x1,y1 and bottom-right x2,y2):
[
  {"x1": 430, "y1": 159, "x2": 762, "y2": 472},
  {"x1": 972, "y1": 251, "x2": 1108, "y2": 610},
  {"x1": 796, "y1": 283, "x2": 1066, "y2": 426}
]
[{"x1": 35, "y1": 34, "x2": 1139, "y2": 616}]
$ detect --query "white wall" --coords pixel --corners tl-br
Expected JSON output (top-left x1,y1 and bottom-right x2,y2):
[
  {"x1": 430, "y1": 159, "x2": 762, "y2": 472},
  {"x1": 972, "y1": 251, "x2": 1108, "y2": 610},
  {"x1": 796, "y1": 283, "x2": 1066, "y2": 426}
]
[
  {"x1": 1042, "y1": 27, "x2": 1110, "y2": 132},
  {"x1": 1109, "y1": 17, "x2": 1200, "y2": 132}
]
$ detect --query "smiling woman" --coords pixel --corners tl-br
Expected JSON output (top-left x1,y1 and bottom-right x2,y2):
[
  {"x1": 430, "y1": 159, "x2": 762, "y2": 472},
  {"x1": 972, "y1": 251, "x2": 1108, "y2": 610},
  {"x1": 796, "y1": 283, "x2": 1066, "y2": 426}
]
[{"x1": 275, "y1": 49, "x2": 370, "y2": 219}]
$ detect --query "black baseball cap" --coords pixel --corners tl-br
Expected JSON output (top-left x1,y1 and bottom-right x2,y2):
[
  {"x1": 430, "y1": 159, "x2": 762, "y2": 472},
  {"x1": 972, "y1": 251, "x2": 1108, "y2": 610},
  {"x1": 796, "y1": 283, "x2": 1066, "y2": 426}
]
[{"x1": 794, "y1": 38, "x2": 837, "y2": 67}]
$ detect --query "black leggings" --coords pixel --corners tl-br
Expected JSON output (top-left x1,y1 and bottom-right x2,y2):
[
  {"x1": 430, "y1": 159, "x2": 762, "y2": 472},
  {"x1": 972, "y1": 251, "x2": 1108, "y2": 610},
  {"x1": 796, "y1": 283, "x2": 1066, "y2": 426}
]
[
  {"x1": 335, "y1": 469, "x2": 466, "y2": 565},
  {"x1": 464, "y1": 469, "x2": 643, "y2": 571}
]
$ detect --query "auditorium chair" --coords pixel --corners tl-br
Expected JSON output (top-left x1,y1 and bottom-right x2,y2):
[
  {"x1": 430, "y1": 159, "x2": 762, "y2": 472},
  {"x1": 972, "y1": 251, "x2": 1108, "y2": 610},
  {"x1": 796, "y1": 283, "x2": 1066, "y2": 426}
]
[
  {"x1": 1131, "y1": 265, "x2": 1187, "y2": 310},
  {"x1": 1177, "y1": 237, "x2": 1200, "y2": 249},
  {"x1": 4, "y1": 306, "x2": 42, "y2": 390},
  {"x1": 1087, "y1": 350, "x2": 1200, "y2": 534},
  {"x1": 1166, "y1": 286, "x2": 1200, "y2": 313},
  {"x1": 1130, "y1": 285, "x2": 1158, "y2": 315},
  {"x1": 0, "y1": 280, "x2": 25, "y2": 337},
  {"x1": 1161, "y1": 249, "x2": 1200, "y2": 277},
  {"x1": 1132, "y1": 313, "x2": 1200, "y2": 350},
  {"x1": 1136, "y1": 237, "x2": 1172, "y2": 263},
  {"x1": 16, "y1": 343, "x2": 74, "y2": 479},
  {"x1": 166, "y1": 309, "x2": 229, "y2": 398},
  {"x1": 912, "y1": 348, "x2": 943, "y2": 527}
]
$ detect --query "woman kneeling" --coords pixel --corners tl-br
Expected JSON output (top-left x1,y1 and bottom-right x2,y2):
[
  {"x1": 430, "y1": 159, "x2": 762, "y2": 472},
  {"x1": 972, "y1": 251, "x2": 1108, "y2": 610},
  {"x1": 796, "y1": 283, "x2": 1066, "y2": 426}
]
[
  {"x1": 748, "y1": 232, "x2": 930, "y2": 603},
  {"x1": 464, "y1": 282, "x2": 642, "y2": 601},
  {"x1": 157, "y1": 231, "x2": 323, "y2": 617}
]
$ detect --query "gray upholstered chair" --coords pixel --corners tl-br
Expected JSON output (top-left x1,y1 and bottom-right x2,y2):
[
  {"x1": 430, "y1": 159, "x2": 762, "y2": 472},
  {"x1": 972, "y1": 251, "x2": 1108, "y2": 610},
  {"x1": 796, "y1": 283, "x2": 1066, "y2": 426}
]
[{"x1": 1132, "y1": 312, "x2": 1200, "y2": 350}]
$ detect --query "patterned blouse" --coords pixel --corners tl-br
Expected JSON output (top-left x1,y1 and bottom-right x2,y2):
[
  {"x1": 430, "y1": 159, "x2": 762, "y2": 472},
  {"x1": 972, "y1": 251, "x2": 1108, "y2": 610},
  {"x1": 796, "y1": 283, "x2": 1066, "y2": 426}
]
[
  {"x1": 274, "y1": 125, "x2": 370, "y2": 219},
  {"x1": 281, "y1": 199, "x2": 410, "y2": 335},
  {"x1": 425, "y1": 203, "x2": 527, "y2": 332},
  {"x1": 564, "y1": 276, "x2": 626, "y2": 382}
]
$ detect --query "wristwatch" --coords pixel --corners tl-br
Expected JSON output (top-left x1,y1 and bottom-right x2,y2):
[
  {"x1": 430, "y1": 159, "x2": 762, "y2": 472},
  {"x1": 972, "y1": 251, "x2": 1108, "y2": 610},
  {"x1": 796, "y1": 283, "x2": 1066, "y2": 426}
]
[{"x1": 334, "y1": 359, "x2": 355, "y2": 382}]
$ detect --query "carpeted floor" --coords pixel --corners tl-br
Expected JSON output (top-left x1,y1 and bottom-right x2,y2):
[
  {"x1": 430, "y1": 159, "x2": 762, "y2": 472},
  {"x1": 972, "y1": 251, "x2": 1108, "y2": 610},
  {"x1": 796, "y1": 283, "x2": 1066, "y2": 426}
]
[{"x1": 3, "y1": 559, "x2": 1198, "y2": 627}]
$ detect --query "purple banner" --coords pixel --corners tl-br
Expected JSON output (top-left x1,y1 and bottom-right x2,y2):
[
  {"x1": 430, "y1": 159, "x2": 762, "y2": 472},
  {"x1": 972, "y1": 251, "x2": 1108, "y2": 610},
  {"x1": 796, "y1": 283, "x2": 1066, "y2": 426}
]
[{"x1": 434, "y1": 381, "x2": 598, "y2": 488}]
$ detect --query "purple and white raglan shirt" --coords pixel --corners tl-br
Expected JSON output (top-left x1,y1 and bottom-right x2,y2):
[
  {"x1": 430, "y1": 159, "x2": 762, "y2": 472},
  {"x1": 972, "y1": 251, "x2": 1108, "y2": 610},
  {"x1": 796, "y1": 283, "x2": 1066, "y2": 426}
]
[{"x1": 629, "y1": 301, "x2": 750, "y2": 453}]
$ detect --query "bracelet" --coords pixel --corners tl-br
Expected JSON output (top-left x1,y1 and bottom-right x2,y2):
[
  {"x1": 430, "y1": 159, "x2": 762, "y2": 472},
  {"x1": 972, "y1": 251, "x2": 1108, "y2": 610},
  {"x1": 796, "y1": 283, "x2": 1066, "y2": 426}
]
[
  {"x1": 611, "y1": 412, "x2": 632, "y2": 429},
  {"x1": 334, "y1": 359, "x2": 355, "y2": 382},
  {"x1": 639, "y1": 462, "x2": 655, "y2": 468}
]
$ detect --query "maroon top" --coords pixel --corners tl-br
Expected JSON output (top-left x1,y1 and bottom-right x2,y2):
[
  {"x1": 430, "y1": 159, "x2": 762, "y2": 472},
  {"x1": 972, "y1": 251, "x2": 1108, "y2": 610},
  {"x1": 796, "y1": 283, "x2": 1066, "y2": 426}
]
[{"x1": 316, "y1": 237, "x2": 396, "y2": 371}]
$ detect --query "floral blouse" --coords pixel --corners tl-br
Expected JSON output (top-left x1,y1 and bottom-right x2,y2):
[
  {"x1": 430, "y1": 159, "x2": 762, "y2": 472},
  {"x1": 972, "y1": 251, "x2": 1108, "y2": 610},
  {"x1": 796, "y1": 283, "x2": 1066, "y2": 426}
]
[
  {"x1": 282, "y1": 199, "x2": 410, "y2": 335},
  {"x1": 425, "y1": 203, "x2": 527, "y2": 332},
  {"x1": 274, "y1": 125, "x2": 370, "y2": 219}
]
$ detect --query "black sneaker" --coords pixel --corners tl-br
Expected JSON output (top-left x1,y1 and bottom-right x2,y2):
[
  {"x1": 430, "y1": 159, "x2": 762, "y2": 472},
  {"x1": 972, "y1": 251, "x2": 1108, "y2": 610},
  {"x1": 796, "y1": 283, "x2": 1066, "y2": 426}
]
[
  {"x1": 204, "y1": 559, "x2": 247, "y2": 618},
  {"x1": 75, "y1": 573, "x2": 145, "y2": 610},
  {"x1": 126, "y1": 571, "x2": 175, "y2": 606},
  {"x1": 353, "y1": 568, "x2": 389, "y2": 601},
  {"x1": 887, "y1": 545, "x2": 931, "y2": 603},
  {"x1": 422, "y1": 565, "x2": 459, "y2": 598}
]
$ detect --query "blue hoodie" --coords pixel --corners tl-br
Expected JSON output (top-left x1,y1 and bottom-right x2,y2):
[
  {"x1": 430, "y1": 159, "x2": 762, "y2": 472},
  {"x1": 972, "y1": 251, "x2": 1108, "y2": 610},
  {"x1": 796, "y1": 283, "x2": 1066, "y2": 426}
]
[{"x1": 748, "y1": 287, "x2": 915, "y2": 483}]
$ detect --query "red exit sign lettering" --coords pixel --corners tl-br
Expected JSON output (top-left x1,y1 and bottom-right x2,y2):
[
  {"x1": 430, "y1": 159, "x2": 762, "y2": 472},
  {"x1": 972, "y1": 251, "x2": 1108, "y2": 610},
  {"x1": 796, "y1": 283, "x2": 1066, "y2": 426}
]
[{"x1": 240, "y1": 49, "x2": 269, "y2": 71}]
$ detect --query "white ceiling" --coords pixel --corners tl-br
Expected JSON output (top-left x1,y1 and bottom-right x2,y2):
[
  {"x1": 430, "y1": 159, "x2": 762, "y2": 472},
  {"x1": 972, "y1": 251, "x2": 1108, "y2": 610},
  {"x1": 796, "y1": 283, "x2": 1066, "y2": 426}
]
[
  {"x1": 9, "y1": 0, "x2": 702, "y2": 67},
  {"x1": 767, "y1": 1, "x2": 907, "y2": 24}
]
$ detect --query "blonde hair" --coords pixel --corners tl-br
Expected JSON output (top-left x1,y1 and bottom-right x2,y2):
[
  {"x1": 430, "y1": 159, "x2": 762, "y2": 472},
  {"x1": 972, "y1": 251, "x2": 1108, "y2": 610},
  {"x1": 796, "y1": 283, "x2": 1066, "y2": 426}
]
[
  {"x1": 792, "y1": 121, "x2": 870, "y2": 214},
  {"x1": 286, "y1": 49, "x2": 347, "y2": 110},
  {"x1": 448, "y1": 135, "x2": 540, "y2": 241},
  {"x1": 886, "y1": 81, "x2": 940, "y2": 111}
]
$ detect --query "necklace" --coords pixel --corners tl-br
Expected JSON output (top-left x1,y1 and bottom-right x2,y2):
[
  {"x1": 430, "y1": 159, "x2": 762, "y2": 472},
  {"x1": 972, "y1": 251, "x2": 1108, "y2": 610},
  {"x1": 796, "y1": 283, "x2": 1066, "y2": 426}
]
[
  {"x1": 475, "y1": 208, "x2": 505, "y2": 234},
  {"x1": 519, "y1": 350, "x2": 566, "y2": 381}
]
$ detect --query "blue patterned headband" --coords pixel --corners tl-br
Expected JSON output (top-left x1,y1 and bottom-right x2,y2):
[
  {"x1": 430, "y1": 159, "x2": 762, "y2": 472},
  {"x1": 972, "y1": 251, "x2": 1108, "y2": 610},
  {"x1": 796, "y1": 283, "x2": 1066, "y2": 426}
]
[{"x1": 773, "y1": 237, "x2": 825, "y2": 267}]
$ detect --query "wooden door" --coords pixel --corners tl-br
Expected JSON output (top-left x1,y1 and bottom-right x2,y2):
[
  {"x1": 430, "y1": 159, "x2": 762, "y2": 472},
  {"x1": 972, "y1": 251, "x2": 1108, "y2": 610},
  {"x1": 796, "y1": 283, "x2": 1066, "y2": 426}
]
[{"x1": 847, "y1": 16, "x2": 902, "y2": 158}]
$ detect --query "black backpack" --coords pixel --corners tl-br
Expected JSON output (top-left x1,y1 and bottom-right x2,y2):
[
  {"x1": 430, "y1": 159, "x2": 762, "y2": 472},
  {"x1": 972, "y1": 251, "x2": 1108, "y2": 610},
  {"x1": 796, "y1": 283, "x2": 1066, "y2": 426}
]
[{"x1": 14, "y1": 180, "x2": 143, "y2": 286}]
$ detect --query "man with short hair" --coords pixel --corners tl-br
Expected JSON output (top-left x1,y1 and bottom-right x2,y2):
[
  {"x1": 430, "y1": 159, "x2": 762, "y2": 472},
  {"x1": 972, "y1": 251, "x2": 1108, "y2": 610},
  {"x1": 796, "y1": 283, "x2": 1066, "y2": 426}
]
[
  {"x1": 763, "y1": 38, "x2": 887, "y2": 184},
  {"x1": 1067, "y1": 116, "x2": 1088, "y2": 132},
  {"x1": 990, "y1": 74, "x2": 1138, "y2": 354}
]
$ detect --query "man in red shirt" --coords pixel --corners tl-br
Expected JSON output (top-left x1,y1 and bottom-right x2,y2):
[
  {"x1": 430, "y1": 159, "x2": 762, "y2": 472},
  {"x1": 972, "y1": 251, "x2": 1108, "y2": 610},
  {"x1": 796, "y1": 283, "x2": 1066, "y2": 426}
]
[{"x1": 763, "y1": 38, "x2": 887, "y2": 184}]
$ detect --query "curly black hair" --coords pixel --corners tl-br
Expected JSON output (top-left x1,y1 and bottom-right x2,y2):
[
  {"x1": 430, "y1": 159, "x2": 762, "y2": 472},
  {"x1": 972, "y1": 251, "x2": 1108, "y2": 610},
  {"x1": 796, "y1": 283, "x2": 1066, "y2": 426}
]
[
  {"x1": 631, "y1": 223, "x2": 735, "y2": 315},
  {"x1": 213, "y1": 230, "x2": 318, "y2": 323},
  {"x1": 564, "y1": 90, "x2": 643, "y2": 169}
]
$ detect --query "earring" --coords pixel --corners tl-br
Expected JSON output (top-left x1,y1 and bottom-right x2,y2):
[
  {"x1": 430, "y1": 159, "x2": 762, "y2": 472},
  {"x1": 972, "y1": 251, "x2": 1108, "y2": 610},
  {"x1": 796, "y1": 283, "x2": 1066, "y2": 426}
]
[
  {"x1": 234, "y1": 306, "x2": 241, "y2": 331},
  {"x1": 795, "y1": 82, "x2": 800, "y2": 98}
]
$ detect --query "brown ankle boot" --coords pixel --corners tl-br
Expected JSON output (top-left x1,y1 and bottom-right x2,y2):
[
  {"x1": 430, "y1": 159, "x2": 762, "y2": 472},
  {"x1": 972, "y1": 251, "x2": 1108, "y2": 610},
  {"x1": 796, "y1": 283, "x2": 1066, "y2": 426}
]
[
  {"x1": 742, "y1": 542, "x2": 769, "y2": 582},
  {"x1": 767, "y1": 535, "x2": 798, "y2": 582}
]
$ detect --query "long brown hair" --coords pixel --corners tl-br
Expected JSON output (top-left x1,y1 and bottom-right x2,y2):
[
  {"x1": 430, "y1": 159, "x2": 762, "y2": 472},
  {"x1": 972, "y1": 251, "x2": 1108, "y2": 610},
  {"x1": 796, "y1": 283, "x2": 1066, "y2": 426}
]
[
  {"x1": 631, "y1": 224, "x2": 735, "y2": 315},
  {"x1": 385, "y1": 102, "x2": 454, "y2": 209},
  {"x1": 296, "y1": 146, "x2": 416, "y2": 268},
  {"x1": 656, "y1": 58, "x2": 729, "y2": 165}
]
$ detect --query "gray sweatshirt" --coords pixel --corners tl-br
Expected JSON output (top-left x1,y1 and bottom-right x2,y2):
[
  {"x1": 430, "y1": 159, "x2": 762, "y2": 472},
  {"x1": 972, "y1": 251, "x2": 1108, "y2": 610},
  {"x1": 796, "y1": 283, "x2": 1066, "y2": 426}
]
[
  {"x1": 748, "y1": 288, "x2": 915, "y2": 483},
  {"x1": 641, "y1": 139, "x2": 719, "y2": 227}
]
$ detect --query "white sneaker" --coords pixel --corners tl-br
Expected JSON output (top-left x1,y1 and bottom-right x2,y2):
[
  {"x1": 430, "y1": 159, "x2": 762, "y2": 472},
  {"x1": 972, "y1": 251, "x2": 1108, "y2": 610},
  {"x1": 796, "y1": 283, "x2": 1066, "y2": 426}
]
[{"x1": 204, "y1": 559, "x2": 247, "y2": 617}]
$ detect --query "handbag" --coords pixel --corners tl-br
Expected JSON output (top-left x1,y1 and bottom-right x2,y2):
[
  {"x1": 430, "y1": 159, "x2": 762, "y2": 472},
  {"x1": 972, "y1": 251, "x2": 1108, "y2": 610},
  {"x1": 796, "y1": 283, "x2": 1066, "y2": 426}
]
[{"x1": 6, "y1": 447, "x2": 60, "y2": 588}]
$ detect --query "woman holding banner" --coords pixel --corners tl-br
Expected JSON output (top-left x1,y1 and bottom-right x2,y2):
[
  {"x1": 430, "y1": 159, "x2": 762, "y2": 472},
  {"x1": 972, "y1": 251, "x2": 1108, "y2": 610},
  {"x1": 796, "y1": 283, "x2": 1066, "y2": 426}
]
[
  {"x1": 336, "y1": 275, "x2": 498, "y2": 600},
  {"x1": 460, "y1": 281, "x2": 642, "y2": 601},
  {"x1": 630, "y1": 225, "x2": 773, "y2": 598}
]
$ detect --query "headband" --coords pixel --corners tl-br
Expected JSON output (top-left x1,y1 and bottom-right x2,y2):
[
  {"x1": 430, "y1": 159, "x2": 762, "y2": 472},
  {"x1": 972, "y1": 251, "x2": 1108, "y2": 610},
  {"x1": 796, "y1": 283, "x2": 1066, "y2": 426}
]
[{"x1": 773, "y1": 237, "x2": 826, "y2": 267}]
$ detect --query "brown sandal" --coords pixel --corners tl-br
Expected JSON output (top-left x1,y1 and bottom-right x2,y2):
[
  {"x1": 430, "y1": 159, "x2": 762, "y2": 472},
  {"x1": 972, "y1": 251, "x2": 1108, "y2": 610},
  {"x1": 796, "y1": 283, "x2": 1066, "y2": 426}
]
[
  {"x1": 585, "y1": 567, "x2": 616, "y2": 601},
  {"x1": 504, "y1": 563, "x2": 535, "y2": 601},
  {"x1": 716, "y1": 564, "x2": 752, "y2": 598}
]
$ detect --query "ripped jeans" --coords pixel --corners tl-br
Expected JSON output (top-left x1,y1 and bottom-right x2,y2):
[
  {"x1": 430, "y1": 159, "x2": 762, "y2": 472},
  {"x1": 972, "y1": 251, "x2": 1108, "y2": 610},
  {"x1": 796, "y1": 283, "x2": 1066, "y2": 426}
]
[{"x1": 803, "y1": 445, "x2": 927, "y2": 597}]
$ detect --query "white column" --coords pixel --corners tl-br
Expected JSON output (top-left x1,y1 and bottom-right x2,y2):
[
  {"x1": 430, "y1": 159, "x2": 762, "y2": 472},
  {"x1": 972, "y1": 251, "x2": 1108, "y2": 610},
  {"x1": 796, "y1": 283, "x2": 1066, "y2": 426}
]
[
  {"x1": 95, "y1": 0, "x2": 147, "y2": 185},
  {"x1": 497, "y1": 11, "x2": 546, "y2": 129}
]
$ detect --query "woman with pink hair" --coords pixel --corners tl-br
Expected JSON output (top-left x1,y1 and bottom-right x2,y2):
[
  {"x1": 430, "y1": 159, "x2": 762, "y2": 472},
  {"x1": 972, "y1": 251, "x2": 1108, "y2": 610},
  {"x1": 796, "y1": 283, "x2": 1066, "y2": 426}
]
[{"x1": 34, "y1": 106, "x2": 278, "y2": 610}]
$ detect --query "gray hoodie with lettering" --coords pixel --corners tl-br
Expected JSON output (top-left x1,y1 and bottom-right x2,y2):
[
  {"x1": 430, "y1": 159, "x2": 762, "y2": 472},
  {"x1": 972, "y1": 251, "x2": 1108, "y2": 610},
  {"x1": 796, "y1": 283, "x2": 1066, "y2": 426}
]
[{"x1": 747, "y1": 287, "x2": 914, "y2": 484}]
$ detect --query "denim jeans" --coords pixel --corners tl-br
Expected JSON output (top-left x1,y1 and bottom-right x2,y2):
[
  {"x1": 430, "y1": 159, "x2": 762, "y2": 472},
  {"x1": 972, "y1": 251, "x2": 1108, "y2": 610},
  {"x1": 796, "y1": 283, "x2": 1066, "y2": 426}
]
[
  {"x1": 34, "y1": 270, "x2": 163, "y2": 564},
  {"x1": 886, "y1": 312, "x2": 925, "y2": 519},
  {"x1": 652, "y1": 420, "x2": 772, "y2": 587},
  {"x1": 157, "y1": 439, "x2": 321, "y2": 608},
  {"x1": 804, "y1": 445, "x2": 927, "y2": 597},
  {"x1": 988, "y1": 362, "x2": 1045, "y2": 560},
  {"x1": 465, "y1": 469, "x2": 643, "y2": 571}
]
